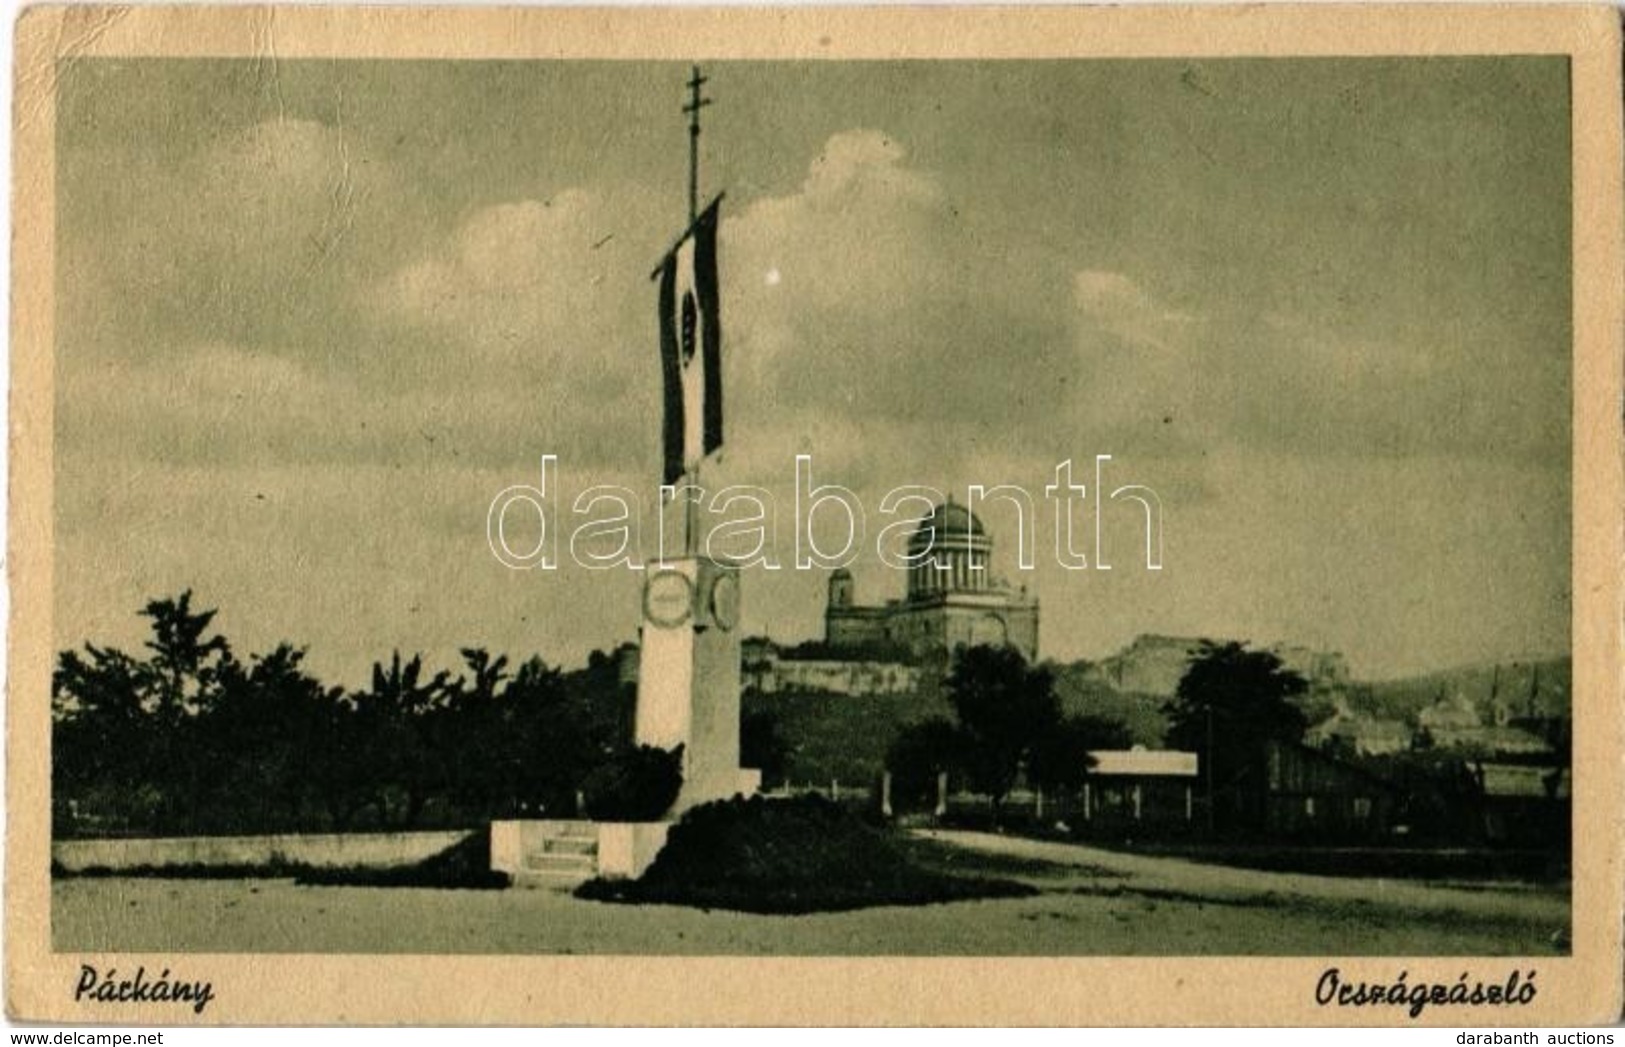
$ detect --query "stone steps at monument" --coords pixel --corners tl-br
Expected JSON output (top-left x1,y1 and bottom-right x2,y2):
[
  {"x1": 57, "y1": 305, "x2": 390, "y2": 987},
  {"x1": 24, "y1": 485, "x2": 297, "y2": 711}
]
[{"x1": 508, "y1": 824, "x2": 600, "y2": 887}]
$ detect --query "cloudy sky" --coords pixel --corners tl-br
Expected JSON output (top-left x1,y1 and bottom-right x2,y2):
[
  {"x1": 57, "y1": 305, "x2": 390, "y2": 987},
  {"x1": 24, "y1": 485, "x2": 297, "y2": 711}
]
[{"x1": 55, "y1": 57, "x2": 1571, "y2": 684}]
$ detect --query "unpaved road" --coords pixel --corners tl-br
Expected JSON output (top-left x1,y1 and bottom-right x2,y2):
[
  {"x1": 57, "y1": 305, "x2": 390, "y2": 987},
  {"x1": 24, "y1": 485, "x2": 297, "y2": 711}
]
[{"x1": 53, "y1": 833, "x2": 1566, "y2": 956}]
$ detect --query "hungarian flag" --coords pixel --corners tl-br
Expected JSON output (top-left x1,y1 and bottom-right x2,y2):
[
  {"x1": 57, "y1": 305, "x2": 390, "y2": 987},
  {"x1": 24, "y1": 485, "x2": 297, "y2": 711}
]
[{"x1": 655, "y1": 196, "x2": 723, "y2": 486}]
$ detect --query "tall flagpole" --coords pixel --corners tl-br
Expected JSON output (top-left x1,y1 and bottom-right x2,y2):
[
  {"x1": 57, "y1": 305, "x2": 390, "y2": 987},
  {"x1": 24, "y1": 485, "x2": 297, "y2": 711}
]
[
  {"x1": 681, "y1": 65, "x2": 711, "y2": 557},
  {"x1": 684, "y1": 65, "x2": 710, "y2": 226}
]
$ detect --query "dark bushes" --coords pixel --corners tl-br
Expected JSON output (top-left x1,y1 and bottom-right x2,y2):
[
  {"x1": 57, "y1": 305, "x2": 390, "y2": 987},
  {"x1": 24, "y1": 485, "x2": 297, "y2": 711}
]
[{"x1": 579, "y1": 744, "x2": 684, "y2": 822}]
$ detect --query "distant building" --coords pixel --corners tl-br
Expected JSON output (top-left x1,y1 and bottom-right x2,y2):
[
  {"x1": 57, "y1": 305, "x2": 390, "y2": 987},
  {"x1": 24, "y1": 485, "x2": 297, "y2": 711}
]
[
  {"x1": 744, "y1": 653, "x2": 921, "y2": 697},
  {"x1": 613, "y1": 641, "x2": 641, "y2": 687},
  {"x1": 1426, "y1": 725, "x2": 1553, "y2": 758},
  {"x1": 1474, "y1": 762, "x2": 1571, "y2": 848},
  {"x1": 1271, "y1": 644, "x2": 1353, "y2": 688},
  {"x1": 1305, "y1": 692, "x2": 1413, "y2": 755},
  {"x1": 1418, "y1": 691, "x2": 1482, "y2": 732},
  {"x1": 1258, "y1": 742, "x2": 1397, "y2": 841},
  {"x1": 1080, "y1": 748, "x2": 1200, "y2": 831},
  {"x1": 1477, "y1": 762, "x2": 1570, "y2": 801},
  {"x1": 1306, "y1": 712, "x2": 1413, "y2": 756},
  {"x1": 824, "y1": 499, "x2": 1039, "y2": 663},
  {"x1": 1411, "y1": 687, "x2": 1554, "y2": 757}
]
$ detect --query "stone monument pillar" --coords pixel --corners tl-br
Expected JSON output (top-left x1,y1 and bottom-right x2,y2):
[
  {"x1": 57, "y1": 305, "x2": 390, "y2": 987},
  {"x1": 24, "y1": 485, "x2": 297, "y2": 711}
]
[{"x1": 635, "y1": 556, "x2": 759, "y2": 811}]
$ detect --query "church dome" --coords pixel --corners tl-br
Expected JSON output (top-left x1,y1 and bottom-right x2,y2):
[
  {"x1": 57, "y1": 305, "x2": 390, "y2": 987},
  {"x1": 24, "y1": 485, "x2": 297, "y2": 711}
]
[{"x1": 905, "y1": 498, "x2": 992, "y2": 595}]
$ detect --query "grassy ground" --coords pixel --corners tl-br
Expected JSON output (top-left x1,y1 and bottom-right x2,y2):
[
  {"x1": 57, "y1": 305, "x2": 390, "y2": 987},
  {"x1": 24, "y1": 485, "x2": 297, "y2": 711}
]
[{"x1": 52, "y1": 830, "x2": 1567, "y2": 956}]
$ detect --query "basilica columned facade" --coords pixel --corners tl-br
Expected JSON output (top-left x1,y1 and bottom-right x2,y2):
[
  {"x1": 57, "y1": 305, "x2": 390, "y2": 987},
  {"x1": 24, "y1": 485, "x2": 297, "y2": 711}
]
[{"x1": 824, "y1": 500, "x2": 1040, "y2": 663}]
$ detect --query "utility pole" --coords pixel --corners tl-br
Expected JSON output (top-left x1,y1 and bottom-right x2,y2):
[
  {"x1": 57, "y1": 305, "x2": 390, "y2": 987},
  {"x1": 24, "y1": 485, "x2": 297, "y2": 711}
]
[{"x1": 1205, "y1": 702, "x2": 1215, "y2": 836}]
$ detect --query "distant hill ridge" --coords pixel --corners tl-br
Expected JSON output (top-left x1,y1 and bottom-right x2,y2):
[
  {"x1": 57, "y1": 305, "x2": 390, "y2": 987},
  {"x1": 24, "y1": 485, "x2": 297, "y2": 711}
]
[
  {"x1": 1353, "y1": 657, "x2": 1571, "y2": 725},
  {"x1": 1052, "y1": 643, "x2": 1569, "y2": 726}
]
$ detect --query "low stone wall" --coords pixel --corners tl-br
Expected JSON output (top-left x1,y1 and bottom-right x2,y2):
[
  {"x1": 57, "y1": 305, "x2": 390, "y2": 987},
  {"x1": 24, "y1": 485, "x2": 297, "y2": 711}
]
[{"x1": 53, "y1": 830, "x2": 473, "y2": 873}]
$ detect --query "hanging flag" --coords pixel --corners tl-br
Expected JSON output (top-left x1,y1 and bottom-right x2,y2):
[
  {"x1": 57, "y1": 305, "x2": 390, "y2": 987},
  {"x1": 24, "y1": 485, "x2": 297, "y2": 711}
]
[{"x1": 655, "y1": 196, "x2": 723, "y2": 486}]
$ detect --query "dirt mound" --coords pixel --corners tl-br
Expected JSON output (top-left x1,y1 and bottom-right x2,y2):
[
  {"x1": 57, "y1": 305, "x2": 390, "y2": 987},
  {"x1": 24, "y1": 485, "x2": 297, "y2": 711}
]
[{"x1": 576, "y1": 795, "x2": 1034, "y2": 913}]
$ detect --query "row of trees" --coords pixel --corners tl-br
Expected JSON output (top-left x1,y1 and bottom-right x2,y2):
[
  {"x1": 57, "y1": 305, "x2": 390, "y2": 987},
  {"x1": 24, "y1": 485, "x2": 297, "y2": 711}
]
[
  {"x1": 55, "y1": 591, "x2": 1338, "y2": 837},
  {"x1": 53, "y1": 592, "x2": 640, "y2": 836}
]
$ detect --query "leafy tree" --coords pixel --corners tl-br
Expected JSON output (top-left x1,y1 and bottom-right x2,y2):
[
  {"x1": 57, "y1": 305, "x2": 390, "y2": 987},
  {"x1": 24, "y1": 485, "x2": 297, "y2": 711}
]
[
  {"x1": 53, "y1": 592, "x2": 240, "y2": 833},
  {"x1": 142, "y1": 592, "x2": 238, "y2": 830},
  {"x1": 494, "y1": 656, "x2": 574, "y2": 815},
  {"x1": 53, "y1": 644, "x2": 147, "y2": 725},
  {"x1": 1163, "y1": 641, "x2": 1309, "y2": 831},
  {"x1": 351, "y1": 651, "x2": 454, "y2": 827},
  {"x1": 438, "y1": 647, "x2": 512, "y2": 816},
  {"x1": 740, "y1": 708, "x2": 790, "y2": 789},
  {"x1": 880, "y1": 650, "x2": 1139, "y2": 818},
  {"x1": 884, "y1": 716, "x2": 963, "y2": 812},
  {"x1": 944, "y1": 645, "x2": 1060, "y2": 814},
  {"x1": 53, "y1": 643, "x2": 154, "y2": 833},
  {"x1": 492, "y1": 651, "x2": 629, "y2": 818},
  {"x1": 460, "y1": 647, "x2": 512, "y2": 701},
  {"x1": 565, "y1": 648, "x2": 636, "y2": 757},
  {"x1": 198, "y1": 643, "x2": 345, "y2": 832},
  {"x1": 307, "y1": 692, "x2": 382, "y2": 831},
  {"x1": 140, "y1": 590, "x2": 234, "y2": 723}
]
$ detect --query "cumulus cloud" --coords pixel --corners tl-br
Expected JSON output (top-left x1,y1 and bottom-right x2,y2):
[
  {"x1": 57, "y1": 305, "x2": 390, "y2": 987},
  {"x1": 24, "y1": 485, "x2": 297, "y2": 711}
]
[
  {"x1": 796, "y1": 130, "x2": 943, "y2": 208},
  {"x1": 1074, "y1": 270, "x2": 1196, "y2": 353},
  {"x1": 1065, "y1": 269, "x2": 1567, "y2": 466},
  {"x1": 1065, "y1": 270, "x2": 1213, "y2": 457},
  {"x1": 720, "y1": 129, "x2": 1075, "y2": 486},
  {"x1": 369, "y1": 190, "x2": 642, "y2": 364},
  {"x1": 189, "y1": 118, "x2": 366, "y2": 265},
  {"x1": 61, "y1": 116, "x2": 416, "y2": 358},
  {"x1": 353, "y1": 185, "x2": 677, "y2": 472},
  {"x1": 726, "y1": 130, "x2": 949, "y2": 321},
  {"x1": 55, "y1": 336, "x2": 653, "y2": 477}
]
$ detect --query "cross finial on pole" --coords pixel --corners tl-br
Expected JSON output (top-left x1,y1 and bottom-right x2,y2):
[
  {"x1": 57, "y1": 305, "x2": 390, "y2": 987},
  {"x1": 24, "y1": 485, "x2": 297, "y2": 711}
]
[
  {"x1": 683, "y1": 65, "x2": 711, "y2": 226},
  {"x1": 679, "y1": 65, "x2": 712, "y2": 557}
]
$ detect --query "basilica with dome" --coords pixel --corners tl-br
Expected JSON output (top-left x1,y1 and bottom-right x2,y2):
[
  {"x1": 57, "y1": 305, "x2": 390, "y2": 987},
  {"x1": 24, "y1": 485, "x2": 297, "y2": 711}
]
[{"x1": 823, "y1": 499, "x2": 1040, "y2": 663}]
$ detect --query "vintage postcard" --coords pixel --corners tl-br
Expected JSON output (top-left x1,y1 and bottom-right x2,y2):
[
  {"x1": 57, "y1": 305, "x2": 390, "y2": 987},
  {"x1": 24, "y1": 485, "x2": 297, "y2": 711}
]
[{"x1": 8, "y1": 3, "x2": 1623, "y2": 1027}]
